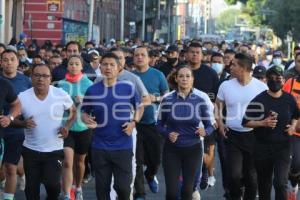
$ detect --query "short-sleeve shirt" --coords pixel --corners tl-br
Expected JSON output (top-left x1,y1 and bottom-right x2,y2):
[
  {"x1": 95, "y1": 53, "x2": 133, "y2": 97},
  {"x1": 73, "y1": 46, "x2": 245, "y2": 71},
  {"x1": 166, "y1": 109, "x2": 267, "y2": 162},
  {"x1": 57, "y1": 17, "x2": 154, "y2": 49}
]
[
  {"x1": 243, "y1": 91, "x2": 299, "y2": 145},
  {"x1": 94, "y1": 69, "x2": 149, "y2": 97},
  {"x1": 1, "y1": 73, "x2": 32, "y2": 137},
  {"x1": 217, "y1": 77, "x2": 268, "y2": 132},
  {"x1": 0, "y1": 78, "x2": 18, "y2": 137},
  {"x1": 133, "y1": 67, "x2": 169, "y2": 124},
  {"x1": 18, "y1": 86, "x2": 73, "y2": 152},
  {"x1": 81, "y1": 81, "x2": 141, "y2": 151},
  {"x1": 192, "y1": 64, "x2": 220, "y2": 101}
]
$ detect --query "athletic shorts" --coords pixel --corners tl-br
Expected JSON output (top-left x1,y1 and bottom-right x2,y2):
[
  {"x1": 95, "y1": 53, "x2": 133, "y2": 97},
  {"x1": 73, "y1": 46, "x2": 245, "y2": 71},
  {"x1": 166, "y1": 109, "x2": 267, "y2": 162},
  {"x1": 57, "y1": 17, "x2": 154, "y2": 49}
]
[
  {"x1": 204, "y1": 132, "x2": 216, "y2": 154},
  {"x1": 3, "y1": 135, "x2": 24, "y2": 165},
  {"x1": 64, "y1": 130, "x2": 92, "y2": 155}
]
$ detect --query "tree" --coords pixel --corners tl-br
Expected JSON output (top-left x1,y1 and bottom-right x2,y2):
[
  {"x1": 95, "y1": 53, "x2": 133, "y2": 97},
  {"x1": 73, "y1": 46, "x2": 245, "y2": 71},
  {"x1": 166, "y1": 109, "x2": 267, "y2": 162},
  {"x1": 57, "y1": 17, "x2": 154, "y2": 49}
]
[
  {"x1": 225, "y1": 0, "x2": 300, "y2": 42},
  {"x1": 216, "y1": 9, "x2": 241, "y2": 32},
  {"x1": 225, "y1": 0, "x2": 247, "y2": 5}
]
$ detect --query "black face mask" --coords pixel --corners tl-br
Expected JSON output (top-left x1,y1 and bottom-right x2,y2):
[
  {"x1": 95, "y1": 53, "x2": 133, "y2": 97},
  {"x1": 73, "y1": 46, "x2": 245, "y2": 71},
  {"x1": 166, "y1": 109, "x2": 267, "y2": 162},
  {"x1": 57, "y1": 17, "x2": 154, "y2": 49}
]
[
  {"x1": 27, "y1": 50, "x2": 36, "y2": 58},
  {"x1": 167, "y1": 57, "x2": 178, "y2": 66},
  {"x1": 267, "y1": 79, "x2": 282, "y2": 92}
]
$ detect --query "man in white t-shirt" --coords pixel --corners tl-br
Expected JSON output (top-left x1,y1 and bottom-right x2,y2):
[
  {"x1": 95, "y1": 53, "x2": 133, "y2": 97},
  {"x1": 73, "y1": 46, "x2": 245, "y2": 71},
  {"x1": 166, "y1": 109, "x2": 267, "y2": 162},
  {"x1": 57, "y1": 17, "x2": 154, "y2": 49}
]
[
  {"x1": 216, "y1": 53, "x2": 268, "y2": 200},
  {"x1": 15, "y1": 64, "x2": 76, "y2": 200}
]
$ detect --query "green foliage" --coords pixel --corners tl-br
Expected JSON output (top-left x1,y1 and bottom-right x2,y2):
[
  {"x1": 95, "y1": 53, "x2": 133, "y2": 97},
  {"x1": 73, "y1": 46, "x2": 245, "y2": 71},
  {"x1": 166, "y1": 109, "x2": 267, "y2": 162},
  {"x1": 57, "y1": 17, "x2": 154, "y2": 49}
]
[
  {"x1": 225, "y1": 0, "x2": 300, "y2": 42},
  {"x1": 216, "y1": 9, "x2": 241, "y2": 31},
  {"x1": 225, "y1": 0, "x2": 248, "y2": 5}
]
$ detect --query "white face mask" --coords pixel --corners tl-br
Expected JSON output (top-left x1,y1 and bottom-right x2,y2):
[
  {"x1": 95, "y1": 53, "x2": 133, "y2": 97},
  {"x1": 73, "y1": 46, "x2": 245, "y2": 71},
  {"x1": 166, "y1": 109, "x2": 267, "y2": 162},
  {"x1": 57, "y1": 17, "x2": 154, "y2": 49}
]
[
  {"x1": 20, "y1": 57, "x2": 27, "y2": 62},
  {"x1": 211, "y1": 63, "x2": 224, "y2": 74},
  {"x1": 273, "y1": 58, "x2": 282, "y2": 66}
]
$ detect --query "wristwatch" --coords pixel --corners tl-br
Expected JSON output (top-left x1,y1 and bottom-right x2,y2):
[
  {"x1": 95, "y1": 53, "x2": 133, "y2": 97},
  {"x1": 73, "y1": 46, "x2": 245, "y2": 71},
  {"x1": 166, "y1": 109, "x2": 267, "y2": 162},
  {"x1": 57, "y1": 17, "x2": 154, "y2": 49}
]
[
  {"x1": 8, "y1": 115, "x2": 14, "y2": 122},
  {"x1": 155, "y1": 96, "x2": 161, "y2": 102}
]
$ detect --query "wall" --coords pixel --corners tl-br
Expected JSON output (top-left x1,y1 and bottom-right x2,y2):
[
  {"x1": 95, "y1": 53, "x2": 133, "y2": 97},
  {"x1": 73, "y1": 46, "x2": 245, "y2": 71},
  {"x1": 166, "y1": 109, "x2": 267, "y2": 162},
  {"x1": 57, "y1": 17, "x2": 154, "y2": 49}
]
[{"x1": 23, "y1": 0, "x2": 63, "y2": 45}]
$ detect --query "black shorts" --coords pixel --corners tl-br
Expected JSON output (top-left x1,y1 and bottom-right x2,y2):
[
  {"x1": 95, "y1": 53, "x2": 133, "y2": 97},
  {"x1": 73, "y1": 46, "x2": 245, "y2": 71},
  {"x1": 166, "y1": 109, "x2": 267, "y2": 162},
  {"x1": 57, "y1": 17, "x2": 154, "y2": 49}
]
[
  {"x1": 204, "y1": 132, "x2": 216, "y2": 154},
  {"x1": 64, "y1": 130, "x2": 92, "y2": 155},
  {"x1": 3, "y1": 134, "x2": 25, "y2": 165}
]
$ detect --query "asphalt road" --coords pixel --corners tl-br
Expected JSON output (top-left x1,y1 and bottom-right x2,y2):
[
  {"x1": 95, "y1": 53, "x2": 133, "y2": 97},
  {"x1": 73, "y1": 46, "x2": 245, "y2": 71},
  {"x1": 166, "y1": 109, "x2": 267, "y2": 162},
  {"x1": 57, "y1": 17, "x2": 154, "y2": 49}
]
[{"x1": 13, "y1": 149, "x2": 300, "y2": 200}]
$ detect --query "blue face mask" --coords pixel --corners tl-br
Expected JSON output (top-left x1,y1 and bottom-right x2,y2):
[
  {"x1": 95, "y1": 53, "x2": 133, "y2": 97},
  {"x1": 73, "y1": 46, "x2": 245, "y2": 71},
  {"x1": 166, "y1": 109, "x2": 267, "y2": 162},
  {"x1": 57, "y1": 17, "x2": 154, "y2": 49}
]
[
  {"x1": 273, "y1": 58, "x2": 282, "y2": 66},
  {"x1": 211, "y1": 63, "x2": 224, "y2": 74}
]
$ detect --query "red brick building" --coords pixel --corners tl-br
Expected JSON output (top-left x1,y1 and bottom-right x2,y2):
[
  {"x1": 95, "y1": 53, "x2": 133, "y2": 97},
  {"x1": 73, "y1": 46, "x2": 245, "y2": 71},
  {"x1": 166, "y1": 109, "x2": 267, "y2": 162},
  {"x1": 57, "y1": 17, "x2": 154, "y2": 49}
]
[{"x1": 23, "y1": 0, "x2": 64, "y2": 45}]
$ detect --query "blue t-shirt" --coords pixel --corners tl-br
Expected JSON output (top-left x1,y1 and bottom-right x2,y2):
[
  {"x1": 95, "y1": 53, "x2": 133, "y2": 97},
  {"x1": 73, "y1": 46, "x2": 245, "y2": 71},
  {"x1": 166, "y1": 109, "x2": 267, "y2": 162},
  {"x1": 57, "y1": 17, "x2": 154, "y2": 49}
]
[
  {"x1": 1, "y1": 73, "x2": 32, "y2": 137},
  {"x1": 81, "y1": 81, "x2": 140, "y2": 151},
  {"x1": 133, "y1": 67, "x2": 169, "y2": 124}
]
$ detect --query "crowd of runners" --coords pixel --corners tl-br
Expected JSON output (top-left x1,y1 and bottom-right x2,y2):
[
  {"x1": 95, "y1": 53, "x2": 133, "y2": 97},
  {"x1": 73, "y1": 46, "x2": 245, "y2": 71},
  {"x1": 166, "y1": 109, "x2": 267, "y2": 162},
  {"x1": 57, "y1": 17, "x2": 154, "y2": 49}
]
[{"x1": 1, "y1": 32, "x2": 300, "y2": 200}]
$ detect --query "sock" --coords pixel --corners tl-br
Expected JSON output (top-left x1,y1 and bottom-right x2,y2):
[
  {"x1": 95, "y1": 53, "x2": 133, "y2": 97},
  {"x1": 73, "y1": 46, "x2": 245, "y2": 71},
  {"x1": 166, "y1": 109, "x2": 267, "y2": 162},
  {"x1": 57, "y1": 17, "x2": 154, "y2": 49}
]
[
  {"x1": 76, "y1": 187, "x2": 82, "y2": 192},
  {"x1": 3, "y1": 193, "x2": 14, "y2": 200}
]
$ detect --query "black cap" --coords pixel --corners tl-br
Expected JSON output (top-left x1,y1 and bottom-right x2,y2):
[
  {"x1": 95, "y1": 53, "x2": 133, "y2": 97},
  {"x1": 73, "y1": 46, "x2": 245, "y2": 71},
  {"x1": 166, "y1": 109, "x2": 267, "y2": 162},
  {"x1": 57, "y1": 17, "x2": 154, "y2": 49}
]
[
  {"x1": 273, "y1": 50, "x2": 282, "y2": 57},
  {"x1": 166, "y1": 45, "x2": 179, "y2": 53},
  {"x1": 253, "y1": 65, "x2": 266, "y2": 79},
  {"x1": 266, "y1": 66, "x2": 284, "y2": 77}
]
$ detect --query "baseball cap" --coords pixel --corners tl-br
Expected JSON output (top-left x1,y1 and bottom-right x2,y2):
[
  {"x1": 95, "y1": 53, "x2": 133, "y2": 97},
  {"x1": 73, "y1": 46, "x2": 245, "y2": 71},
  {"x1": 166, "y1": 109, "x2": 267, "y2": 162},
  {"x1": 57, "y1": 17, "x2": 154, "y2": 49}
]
[
  {"x1": 266, "y1": 66, "x2": 284, "y2": 77},
  {"x1": 166, "y1": 45, "x2": 179, "y2": 53},
  {"x1": 253, "y1": 65, "x2": 266, "y2": 79},
  {"x1": 273, "y1": 50, "x2": 282, "y2": 57}
]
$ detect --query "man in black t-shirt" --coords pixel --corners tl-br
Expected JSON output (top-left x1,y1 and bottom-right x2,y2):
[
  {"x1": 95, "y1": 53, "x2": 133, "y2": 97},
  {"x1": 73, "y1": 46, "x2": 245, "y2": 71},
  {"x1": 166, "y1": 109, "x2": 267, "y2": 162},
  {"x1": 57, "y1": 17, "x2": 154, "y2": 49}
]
[
  {"x1": 0, "y1": 78, "x2": 21, "y2": 167},
  {"x1": 243, "y1": 66, "x2": 299, "y2": 200},
  {"x1": 186, "y1": 42, "x2": 219, "y2": 101}
]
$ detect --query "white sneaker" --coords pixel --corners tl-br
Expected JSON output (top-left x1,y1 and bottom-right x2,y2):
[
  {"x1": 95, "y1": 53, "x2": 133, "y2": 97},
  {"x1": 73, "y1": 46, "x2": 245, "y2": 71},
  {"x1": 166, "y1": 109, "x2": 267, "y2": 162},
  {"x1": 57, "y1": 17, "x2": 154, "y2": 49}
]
[
  {"x1": 287, "y1": 184, "x2": 298, "y2": 200},
  {"x1": 75, "y1": 190, "x2": 83, "y2": 200},
  {"x1": 18, "y1": 175, "x2": 26, "y2": 191},
  {"x1": 192, "y1": 190, "x2": 201, "y2": 200},
  {"x1": 207, "y1": 176, "x2": 216, "y2": 187}
]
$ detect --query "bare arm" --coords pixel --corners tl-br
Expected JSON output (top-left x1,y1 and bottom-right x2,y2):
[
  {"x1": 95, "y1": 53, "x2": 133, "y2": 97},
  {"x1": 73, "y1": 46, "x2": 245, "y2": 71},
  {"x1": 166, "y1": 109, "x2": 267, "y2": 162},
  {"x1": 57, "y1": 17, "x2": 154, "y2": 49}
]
[
  {"x1": 215, "y1": 98, "x2": 228, "y2": 138},
  {"x1": 0, "y1": 98, "x2": 21, "y2": 128}
]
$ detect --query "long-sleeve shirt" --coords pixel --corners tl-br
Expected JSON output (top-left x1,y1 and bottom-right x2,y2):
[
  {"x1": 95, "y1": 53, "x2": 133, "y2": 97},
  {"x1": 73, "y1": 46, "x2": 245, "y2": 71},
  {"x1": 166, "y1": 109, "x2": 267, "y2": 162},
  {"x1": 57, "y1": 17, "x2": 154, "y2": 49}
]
[{"x1": 156, "y1": 89, "x2": 215, "y2": 147}]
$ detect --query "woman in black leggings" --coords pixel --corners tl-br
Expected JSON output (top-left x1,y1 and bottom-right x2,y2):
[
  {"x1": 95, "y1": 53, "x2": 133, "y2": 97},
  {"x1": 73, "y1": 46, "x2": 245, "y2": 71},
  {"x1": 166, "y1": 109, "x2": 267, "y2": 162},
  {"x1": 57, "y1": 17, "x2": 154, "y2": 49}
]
[{"x1": 157, "y1": 66, "x2": 215, "y2": 199}]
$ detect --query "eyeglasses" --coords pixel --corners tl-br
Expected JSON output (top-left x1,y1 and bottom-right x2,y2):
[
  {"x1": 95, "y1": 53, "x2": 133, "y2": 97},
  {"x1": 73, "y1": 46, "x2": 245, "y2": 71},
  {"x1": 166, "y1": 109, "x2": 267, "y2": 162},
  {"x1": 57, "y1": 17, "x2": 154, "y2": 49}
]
[{"x1": 32, "y1": 73, "x2": 51, "y2": 79}]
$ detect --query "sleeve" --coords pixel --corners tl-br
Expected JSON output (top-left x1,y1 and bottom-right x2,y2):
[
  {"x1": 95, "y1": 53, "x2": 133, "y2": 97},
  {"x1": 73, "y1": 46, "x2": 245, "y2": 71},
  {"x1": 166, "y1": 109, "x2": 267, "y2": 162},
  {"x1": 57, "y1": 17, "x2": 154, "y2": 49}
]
[
  {"x1": 131, "y1": 85, "x2": 141, "y2": 110},
  {"x1": 283, "y1": 78, "x2": 293, "y2": 93},
  {"x1": 62, "y1": 90, "x2": 73, "y2": 110},
  {"x1": 212, "y1": 71, "x2": 220, "y2": 102},
  {"x1": 156, "y1": 98, "x2": 171, "y2": 138},
  {"x1": 216, "y1": 82, "x2": 225, "y2": 101},
  {"x1": 4, "y1": 81, "x2": 17, "y2": 104},
  {"x1": 199, "y1": 101, "x2": 215, "y2": 135},
  {"x1": 202, "y1": 93, "x2": 215, "y2": 125},
  {"x1": 290, "y1": 96, "x2": 300, "y2": 120},
  {"x1": 135, "y1": 77, "x2": 149, "y2": 97},
  {"x1": 242, "y1": 96, "x2": 264, "y2": 126},
  {"x1": 159, "y1": 72, "x2": 169, "y2": 94}
]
